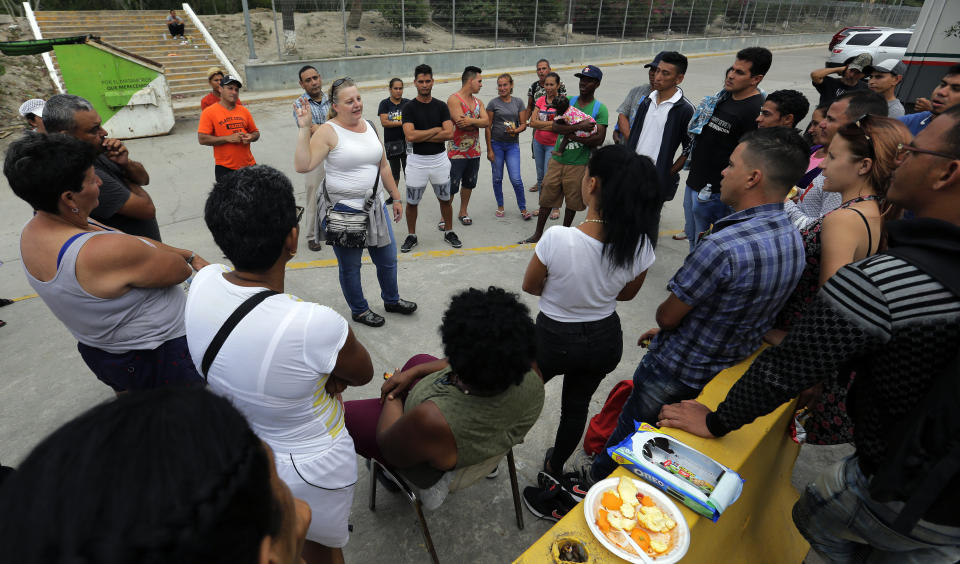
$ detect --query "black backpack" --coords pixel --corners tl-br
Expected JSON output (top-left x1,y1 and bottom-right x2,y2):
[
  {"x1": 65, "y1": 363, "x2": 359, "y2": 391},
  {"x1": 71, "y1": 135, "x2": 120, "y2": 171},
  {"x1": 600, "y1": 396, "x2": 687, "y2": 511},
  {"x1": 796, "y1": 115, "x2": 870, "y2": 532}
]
[{"x1": 867, "y1": 245, "x2": 960, "y2": 534}]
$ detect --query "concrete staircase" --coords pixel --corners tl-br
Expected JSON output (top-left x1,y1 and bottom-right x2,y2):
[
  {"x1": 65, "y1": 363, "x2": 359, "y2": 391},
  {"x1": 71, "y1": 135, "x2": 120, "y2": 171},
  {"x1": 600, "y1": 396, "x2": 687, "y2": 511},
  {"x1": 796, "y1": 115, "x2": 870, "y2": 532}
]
[{"x1": 33, "y1": 9, "x2": 226, "y2": 102}]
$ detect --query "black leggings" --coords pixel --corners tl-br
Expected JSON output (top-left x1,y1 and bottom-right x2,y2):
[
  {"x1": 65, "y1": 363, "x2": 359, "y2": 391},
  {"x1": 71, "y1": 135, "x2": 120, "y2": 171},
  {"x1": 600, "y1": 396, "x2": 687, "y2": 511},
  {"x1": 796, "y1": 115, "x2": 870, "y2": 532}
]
[
  {"x1": 168, "y1": 23, "x2": 184, "y2": 36},
  {"x1": 388, "y1": 153, "x2": 406, "y2": 185},
  {"x1": 536, "y1": 311, "x2": 623, "y2": 475}
]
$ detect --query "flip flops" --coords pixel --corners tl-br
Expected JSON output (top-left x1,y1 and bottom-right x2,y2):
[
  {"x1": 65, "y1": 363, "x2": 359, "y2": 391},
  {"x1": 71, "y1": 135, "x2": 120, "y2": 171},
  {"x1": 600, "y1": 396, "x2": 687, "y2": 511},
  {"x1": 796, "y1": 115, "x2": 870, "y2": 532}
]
[
  {"x1": 549, "y1": 209, "x2": 560, "y2": 220},
  {"x1": 521, "y1": 210, "x2": 533, "y2": 220},
  {"x1": 459, "y1": 215, "x2": 473, "y2": 226},
  {"x1": 495, "y1": 209, "x2": 505, "y2": 218}
]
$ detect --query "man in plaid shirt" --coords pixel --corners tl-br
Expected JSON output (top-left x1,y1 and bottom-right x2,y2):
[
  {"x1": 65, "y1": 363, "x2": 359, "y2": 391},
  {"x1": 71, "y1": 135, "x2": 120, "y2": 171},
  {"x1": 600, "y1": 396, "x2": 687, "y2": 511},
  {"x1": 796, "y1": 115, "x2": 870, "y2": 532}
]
[
  {"x1": 589, "y1": 127, "x2": 807, "y2": 482},
  {"x1": 293, "y1": 65, "x2": 332, "y2": 251}
]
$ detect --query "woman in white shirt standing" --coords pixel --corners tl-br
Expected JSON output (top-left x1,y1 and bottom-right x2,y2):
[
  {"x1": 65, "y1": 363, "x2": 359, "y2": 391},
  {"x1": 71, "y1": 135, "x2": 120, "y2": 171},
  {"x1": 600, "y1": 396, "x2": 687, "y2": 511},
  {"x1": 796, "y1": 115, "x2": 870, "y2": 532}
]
[
  {"x1": 520, "y1": 145, "x2": 661, "y2": 521},
  {"x1": 294, "y1": 77, "x2": 416, "y2": 328},
  {"x1": 185, "y1": 165, "x2": 374, "y2": 564}
]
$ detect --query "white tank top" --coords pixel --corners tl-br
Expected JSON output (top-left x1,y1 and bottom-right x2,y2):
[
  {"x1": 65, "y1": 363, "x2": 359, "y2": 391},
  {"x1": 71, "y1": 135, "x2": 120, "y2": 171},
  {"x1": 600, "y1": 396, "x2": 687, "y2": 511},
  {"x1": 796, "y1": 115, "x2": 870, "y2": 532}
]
[{"x1": 324, "y1": 121, "x2": 383, "y2": 208}]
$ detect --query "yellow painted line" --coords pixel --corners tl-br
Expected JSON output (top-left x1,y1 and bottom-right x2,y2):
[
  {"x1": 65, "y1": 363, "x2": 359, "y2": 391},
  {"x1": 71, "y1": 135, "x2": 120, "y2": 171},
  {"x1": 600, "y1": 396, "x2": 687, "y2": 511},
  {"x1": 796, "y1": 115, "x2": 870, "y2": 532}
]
[
  {"x1": 10, "y1": 293, "x2": 38, "y2": 302},
  {"x1": 287, "y1": 229, "x2": 681, "y2": 271}
]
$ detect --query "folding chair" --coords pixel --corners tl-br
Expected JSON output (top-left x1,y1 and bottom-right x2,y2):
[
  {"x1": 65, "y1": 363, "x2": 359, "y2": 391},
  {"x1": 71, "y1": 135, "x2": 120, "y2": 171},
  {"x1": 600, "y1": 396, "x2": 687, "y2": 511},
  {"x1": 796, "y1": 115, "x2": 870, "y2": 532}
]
[{"x1": 367, "y1": 448, "x2": 525, "y2": 564}]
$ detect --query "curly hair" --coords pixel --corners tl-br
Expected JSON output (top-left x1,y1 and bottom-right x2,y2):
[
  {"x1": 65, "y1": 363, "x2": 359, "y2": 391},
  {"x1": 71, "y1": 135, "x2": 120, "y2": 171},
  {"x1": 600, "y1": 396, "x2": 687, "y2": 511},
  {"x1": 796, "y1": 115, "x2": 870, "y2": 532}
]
[
  {"x1": 835, "y1": 115, "x2": 912, "y2": 201},
  {"x1": 0, "y1": 387, "x2": 282, "y2": 564},
  {"x1": 204, "y1": 165, "x2": 298, "y2": 272},
  {"x1": 440, "y1": 287, "x2": 536, "y2": 395},
  {"x1": 4, "y1": 132, "x2": 98, "y2": 213}
]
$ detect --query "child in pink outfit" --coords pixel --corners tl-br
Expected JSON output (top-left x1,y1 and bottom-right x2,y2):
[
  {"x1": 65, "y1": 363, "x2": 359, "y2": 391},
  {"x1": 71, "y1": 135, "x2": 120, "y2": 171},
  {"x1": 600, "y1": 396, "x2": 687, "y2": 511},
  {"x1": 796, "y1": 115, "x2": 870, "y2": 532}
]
[{"x1": 552, "y1": 96, "x2": 597, "y2": 155}]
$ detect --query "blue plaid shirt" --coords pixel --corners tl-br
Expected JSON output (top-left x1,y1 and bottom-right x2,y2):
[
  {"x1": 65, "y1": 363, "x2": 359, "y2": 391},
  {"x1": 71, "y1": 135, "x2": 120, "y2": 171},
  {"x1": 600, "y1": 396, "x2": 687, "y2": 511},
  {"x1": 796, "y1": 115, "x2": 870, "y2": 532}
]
[
  {"x1": 292, "y1": 92, "x2": 331, "y2": 126},
  {"x1": 649, "y1": 203, "x2": 804, "y2": 388}
]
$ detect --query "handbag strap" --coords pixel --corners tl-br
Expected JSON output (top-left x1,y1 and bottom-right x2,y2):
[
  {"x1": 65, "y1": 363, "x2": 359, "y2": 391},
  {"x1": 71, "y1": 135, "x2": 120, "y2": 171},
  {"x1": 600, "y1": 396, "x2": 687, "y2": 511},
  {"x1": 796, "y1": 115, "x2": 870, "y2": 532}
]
[
  {"x1": 201, "y1": 289, "x2": 279, "y2": 380},
  {"x1": 363, "y1": 119, "x2": 380, "y2": 212}
]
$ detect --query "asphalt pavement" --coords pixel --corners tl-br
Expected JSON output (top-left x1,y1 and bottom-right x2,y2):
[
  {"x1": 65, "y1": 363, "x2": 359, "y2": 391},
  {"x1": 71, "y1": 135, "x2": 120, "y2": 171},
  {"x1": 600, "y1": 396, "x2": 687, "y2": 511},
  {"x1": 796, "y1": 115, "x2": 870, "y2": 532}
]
[{"x1": 0, "y1": 45, "x2": 850, "y2": 563}]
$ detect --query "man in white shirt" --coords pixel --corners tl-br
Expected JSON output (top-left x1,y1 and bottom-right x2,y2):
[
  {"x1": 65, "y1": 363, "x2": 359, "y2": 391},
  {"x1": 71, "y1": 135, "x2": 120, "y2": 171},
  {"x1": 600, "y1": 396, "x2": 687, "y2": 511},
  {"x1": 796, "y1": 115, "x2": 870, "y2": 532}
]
[{"x1": 624, "y1": 51, "x2": 695, "y2": 203}]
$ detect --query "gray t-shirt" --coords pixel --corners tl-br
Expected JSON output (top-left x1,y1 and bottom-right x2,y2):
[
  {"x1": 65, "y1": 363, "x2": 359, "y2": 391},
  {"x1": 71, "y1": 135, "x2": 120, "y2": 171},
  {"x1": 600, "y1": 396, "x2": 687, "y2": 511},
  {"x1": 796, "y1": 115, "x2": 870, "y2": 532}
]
[
  {"x1": 92, "y1": 155, "x2": 162, "y2": 241},
  {"x1": 486, "y1": 96, "x2": 527, "y2": 143},
  {"x1": 887, "y1": 98, "x2": 905, "y2": 118},
  {"x1": 616, "y1": 84, "x2": 654, "y2": 117}
]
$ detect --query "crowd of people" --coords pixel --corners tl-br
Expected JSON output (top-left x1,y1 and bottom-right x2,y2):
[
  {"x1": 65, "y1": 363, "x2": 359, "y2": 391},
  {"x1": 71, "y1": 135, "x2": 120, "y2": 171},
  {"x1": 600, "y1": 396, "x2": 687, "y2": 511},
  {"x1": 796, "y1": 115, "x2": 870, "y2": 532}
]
[{"x1": 3, "y1": 46, "x2": 960, "y2": 564}]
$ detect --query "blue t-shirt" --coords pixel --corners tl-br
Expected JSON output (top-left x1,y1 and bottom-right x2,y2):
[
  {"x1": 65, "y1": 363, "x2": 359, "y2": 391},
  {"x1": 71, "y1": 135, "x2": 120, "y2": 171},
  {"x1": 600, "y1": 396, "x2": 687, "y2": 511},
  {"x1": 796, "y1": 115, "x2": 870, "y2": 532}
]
[{"x1": 899, "y1": 111, "x2": 933, "y2": 136}]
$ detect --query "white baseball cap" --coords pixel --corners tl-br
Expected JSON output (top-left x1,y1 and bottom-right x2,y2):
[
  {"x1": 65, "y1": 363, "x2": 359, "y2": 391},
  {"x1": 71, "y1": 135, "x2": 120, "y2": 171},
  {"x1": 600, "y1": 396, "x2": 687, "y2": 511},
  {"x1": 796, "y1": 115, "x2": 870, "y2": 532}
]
[{"x1": 18, "y1": 98, "x2": 45, "y2": 118}]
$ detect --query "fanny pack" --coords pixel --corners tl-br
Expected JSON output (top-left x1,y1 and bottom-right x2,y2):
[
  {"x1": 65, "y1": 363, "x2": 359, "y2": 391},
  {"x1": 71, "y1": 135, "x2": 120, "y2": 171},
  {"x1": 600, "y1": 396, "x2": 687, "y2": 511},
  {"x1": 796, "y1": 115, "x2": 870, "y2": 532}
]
[
  {"x1": 384, "y1": 139, "x2": 406, "y2": 158},
  {"x1": 323, "y1": 173, "x2": 379, "y2": 248}
]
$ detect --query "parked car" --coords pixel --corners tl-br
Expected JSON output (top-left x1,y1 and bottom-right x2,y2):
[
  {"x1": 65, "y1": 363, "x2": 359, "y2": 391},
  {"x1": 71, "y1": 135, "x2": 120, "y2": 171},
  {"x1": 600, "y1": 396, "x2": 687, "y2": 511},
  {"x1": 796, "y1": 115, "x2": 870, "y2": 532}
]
[
  {"x1": 829, "y1": 26, "x2": 883, "y2": 51},
  {"x1": 826, "y1": 28, "x2": 913, "y2": 67}
]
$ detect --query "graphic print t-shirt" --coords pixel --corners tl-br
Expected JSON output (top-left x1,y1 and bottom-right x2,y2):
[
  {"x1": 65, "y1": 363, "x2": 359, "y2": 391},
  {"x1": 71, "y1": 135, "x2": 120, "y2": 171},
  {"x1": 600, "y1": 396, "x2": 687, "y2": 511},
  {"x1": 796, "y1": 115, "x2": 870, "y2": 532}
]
[
  {"x1": 687, "y1": 93, "x2": 762, "y2": 192},
  {"x1": 378, "y1": 97, "x2": 409, "y2": 143},
  {"x1": 198, "y1": 103, "x2": 258, "y2": 170}
]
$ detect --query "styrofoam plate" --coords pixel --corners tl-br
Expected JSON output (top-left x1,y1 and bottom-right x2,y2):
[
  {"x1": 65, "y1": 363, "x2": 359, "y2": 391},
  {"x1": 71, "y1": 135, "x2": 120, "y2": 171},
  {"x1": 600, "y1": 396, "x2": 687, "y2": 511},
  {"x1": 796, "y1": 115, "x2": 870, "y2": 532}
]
[{"x1": 583, "y1": 477, "x2": 691, "y2": 564}]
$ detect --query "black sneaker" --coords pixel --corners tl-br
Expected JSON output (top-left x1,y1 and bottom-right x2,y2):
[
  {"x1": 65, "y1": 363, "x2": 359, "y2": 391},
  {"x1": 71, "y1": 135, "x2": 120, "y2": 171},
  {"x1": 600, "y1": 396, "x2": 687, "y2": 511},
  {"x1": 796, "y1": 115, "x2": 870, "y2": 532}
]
[
  {"x1": 443, "y1": 231, "x2": 462, "y2": 248},
  {"x1": 559, "y1": 472, "x2": 590, "y2": 502},
  {"x1": 522, "y1": 471, "x2": 578, "y2": 522},
  {"x1": 400, "y1": 234, "x2": 418, "y2": 253}
]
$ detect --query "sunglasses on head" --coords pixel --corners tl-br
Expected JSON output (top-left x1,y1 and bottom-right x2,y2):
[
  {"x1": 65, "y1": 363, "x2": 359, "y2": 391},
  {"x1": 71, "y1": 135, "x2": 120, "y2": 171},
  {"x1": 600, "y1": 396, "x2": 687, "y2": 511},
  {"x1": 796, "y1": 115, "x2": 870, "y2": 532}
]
[
  {"x1": 332, "y1": 77, "x2": 353, "y2": 89},
  {"x1": 848, "y1": 114, "x2": 876, "y2": 159}
]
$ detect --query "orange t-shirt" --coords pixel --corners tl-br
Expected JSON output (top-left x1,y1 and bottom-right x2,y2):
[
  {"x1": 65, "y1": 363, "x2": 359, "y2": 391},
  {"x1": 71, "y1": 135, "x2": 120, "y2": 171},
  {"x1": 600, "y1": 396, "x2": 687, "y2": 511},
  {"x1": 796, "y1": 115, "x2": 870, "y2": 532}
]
[{"x1": 198, "y1": 102, "x2": 258, "y2": 170}]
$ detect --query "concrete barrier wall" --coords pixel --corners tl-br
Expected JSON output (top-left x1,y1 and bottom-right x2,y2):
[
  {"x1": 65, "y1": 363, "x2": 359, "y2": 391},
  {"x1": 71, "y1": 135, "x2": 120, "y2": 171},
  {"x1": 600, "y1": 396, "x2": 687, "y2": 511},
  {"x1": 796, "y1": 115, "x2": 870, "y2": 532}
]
[{"x1": 244, "y1": 32, "x2": 832, "y2": 92}]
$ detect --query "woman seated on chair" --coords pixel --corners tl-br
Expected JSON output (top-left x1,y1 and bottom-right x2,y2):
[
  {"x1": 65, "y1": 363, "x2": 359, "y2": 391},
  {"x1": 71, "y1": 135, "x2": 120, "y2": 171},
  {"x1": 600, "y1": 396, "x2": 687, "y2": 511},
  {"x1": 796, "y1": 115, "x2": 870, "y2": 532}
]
[{"x1": 344, "y1": 286, "x2": 545, "y2": 491}]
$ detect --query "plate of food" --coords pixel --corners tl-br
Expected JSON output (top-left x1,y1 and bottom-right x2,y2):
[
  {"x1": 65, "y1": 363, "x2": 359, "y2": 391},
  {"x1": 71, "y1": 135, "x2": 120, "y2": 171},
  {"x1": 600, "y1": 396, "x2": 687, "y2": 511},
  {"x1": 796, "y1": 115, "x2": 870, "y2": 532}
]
[{"x1": 584, "y1": 476, "x2": 690, "y2": 564}]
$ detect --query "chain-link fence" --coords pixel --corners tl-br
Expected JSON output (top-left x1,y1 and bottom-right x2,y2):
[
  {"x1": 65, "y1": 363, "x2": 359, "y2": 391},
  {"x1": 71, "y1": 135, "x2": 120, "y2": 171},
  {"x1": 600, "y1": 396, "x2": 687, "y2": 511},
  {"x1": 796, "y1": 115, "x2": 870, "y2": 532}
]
[{"x1": 216, "y1": 0, "x2": 921, "y2": 62}]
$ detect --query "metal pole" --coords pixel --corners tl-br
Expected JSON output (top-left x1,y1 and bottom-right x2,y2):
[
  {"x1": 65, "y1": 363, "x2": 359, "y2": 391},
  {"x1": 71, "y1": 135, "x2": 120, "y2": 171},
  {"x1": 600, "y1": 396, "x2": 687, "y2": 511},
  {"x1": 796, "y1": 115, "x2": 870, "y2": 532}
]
[
  {"x1": 735, "y1": 0, "x2": 744, "y2": 32},
  {"x1": 533, "y1": 0, "x2": 539, "y2": 44},
  {"x1": 895, "y1": 0, "x2": 904, "y2": 27},
  {"x1": 762, "y1": 1, "x2": 769, "y2": 31},
  {"x1": 645, "y1": 0, "x2": 653, "y2": 39},
  {"x1": 566, "y1": 0, "x2": 573, "y2": 44},
  {"x1": 452, "y1": 0, "x2": 456, "y2": 49},
  {"x1": 341, "y1": 0, "x2": 348, "y2": 56},
  {"x1": 686, "y1": 0, "x2": 695, "y2": 36},
  {"x1": 241, "y1": 0, "x2": 257, "y2": 59},
  {"x1": 621, "y1": 0, "x2": 630, "y2": 40},
  {"x1": 775, "y1": 0, "x2": 781, "y2": 26},
  {"x1": 271, "y1": 0, "x2": 282, "y2": 59},
  {"x1": 704, "y1": 0, "x2": 712, "y2": 37},
  {"x1": 495, "y1": 0, "x2": 499, "y2": 45},
  {"x1": 666, "y1": 0, "x2": 675, "y2": 33},
  {"x1": 595, "y1": 0, "x2": 602, "y2": 42},
  {"x1": 401, "y1": 0, "x2": 406, "y2": 53},
  {"x1": 748, "y1": 0, "x2": 756, "y2": 31},
  {"x1": 785, "y1": 0, "x2": 792, "y2": 26}
]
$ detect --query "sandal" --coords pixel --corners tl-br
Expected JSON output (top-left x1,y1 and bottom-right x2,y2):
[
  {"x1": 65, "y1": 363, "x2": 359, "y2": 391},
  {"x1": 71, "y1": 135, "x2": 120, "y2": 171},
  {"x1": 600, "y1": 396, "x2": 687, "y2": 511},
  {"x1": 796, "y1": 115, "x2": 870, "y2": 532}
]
[
  {"x1": 528, "y1": 183, "x2": 540, "y2": 192},
  {"x1": 549, "y1": 209, "x2": 560, "y2": 220},
  {"x1": 531, "y1": 209, "x2": 540, "y2": 217},
  {"x1": 521, "y1": 210, "x2": 532, "y2": 220},
  {"x1": 671, "y1": 232, "x2": 688, "y2": 240},
  {"x1": 458, "y1": 215, "x2": 473, "y2": 226},
  {"x1": 437, "y1": 219, "x2": 445, "y2": 231},
  {"x1": 495, "y1": 209, "x2": 505, "y2": 218}
]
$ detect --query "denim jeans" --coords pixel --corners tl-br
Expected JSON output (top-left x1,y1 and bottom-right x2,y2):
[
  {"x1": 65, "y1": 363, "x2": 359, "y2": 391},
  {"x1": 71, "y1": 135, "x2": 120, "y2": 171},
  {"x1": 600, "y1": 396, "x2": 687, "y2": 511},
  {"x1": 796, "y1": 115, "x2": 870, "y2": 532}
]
[
  {"x1": 326, "y1": 203, "x2": 401, "y2": 316},
  {"x1": 537, "y1": 312, "x2": 623, "y2": 474},
  {"x1": 793, "y1": 456, "x2": 960, "y2": 563},
  {"x1": 590, "y1": 354, "x2": 700, "y2": 481},
  {"x1": 532, "y1": 139, "x2": 554, "y2": 188},
  {"x1": 490, "y1": 140, "x2": 526, "y2": 211},
  {"x1": 682, "y1": 185, "x2": 697, "y2": 251},
  {"x1": 692, "y1": 191, "x2": 733, "y2": 244}
]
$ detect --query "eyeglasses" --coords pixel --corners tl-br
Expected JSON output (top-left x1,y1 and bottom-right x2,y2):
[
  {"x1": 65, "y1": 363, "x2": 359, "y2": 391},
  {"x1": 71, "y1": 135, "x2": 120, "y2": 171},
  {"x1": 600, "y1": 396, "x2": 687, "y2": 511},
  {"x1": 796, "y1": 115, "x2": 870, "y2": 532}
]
[
  {"x1": 897, "y1": 143, "x2": 960, "y2": 161},
  {"x1": 295, "y1": 206, "x2": 304, "y2": 224}
]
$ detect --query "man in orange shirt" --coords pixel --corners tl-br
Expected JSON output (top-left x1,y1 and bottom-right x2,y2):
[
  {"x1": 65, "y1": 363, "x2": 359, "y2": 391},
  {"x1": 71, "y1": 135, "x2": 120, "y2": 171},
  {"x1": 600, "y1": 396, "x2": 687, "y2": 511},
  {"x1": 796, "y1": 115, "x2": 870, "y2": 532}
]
[{"x1": 198, "y1": 75, "x2": 259, "y2": 181}]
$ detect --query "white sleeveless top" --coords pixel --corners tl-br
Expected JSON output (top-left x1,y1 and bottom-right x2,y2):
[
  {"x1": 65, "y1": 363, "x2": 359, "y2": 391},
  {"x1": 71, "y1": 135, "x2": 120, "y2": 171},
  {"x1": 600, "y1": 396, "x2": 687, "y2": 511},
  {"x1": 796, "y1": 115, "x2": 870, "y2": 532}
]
[{"x1": 324, "y1": 120, "x2": 383, "y2": 209}]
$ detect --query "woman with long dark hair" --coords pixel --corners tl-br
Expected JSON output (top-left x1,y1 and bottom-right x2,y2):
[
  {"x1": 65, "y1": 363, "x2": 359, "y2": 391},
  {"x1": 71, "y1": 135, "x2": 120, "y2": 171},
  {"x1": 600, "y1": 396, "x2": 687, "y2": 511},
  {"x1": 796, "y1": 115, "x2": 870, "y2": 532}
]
[{"x1": 520, "y1": 144, "x2": 660, "y2": 521}]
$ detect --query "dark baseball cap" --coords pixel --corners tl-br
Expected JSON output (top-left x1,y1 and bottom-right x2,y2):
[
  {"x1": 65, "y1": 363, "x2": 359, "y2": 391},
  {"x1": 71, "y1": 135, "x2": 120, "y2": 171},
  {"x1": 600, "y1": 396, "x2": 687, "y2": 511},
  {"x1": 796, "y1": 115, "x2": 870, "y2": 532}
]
[
  {"x1": 574, "y1": 65, "x2": 603, "y2": 82},
  {"x1": 644, "y1": 51, "x2": 667, "y2": 69},
  {"x1": 220, "y1": 74, "x2": 243, "y2": 88}
]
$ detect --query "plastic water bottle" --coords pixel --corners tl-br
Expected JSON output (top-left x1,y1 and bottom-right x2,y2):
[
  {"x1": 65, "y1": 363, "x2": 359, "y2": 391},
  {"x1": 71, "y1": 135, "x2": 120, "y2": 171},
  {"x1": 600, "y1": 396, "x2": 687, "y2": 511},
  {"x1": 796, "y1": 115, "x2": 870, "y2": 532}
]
[{"x1": 697, "y1": 183, "x2": 713, "y2": 202}]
